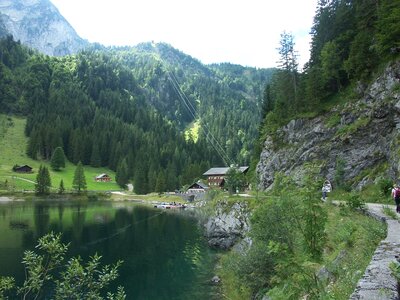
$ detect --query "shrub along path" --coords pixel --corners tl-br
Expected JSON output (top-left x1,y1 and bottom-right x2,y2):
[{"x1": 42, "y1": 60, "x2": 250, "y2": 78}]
[{"x1": 350, "y1": 203, "x2": 400, "y2": 299}]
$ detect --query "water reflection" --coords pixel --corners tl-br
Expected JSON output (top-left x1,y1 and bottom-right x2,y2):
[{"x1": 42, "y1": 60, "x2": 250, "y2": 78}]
[{"x1": 0, "y1": 200, "x2": 217, "y2": 299}]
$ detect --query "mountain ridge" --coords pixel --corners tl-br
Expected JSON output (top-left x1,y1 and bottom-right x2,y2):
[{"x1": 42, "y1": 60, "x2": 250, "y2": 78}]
[{"x1": 0, "y1": 0, "x2": 88, "y2": 55}]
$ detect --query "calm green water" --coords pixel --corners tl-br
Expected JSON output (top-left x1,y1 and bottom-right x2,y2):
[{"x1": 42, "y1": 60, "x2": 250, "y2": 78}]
[{"x1": 0, "y1": 200, "x2": 218, "y2": 299}]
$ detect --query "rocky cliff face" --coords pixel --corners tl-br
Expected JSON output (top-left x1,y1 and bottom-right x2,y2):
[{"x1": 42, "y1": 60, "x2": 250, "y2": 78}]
[
  {"x1": 204, "y1": 201, "x2": 251, "y2": 250},
  {"x1": 257, "y1": 61, "x2": 400, "y2": 190},
  {"x1": 0, "y1": 0, "x2": 88, "y2": 55}
]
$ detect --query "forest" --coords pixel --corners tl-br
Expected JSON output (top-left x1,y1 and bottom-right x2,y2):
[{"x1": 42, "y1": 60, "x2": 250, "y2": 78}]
[
  {"x1": 258, "y1": 0, "x2": 400, "y2": 149},
  {"x1": 225, "y1": 0, "x2": 400, "y2": 298},
  {"x1": 0, "y1": 36, "x2": 272, "y2": 193}
]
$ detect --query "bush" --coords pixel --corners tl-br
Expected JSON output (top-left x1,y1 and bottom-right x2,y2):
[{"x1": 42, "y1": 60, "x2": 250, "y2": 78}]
[
  {"x1": 377, "y1": 177, "x2": 393, "y2": 197},
  {"x1": 345, "y1": 193, "x2": 365, "y2": 210},
  {"x1": 0, "y1": 233, "x2": 125, "y2": 300}
]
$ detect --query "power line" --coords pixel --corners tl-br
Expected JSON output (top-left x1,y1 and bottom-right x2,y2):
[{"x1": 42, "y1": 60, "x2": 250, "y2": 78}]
[{"x1": 151, "y1": 42, "x2": 234, "y2": 166}]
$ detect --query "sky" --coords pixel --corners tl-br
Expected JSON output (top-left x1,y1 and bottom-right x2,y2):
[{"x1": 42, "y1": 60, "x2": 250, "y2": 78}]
[{"x1": 50, "y1": 0, "x2": 318, "y2": 69}]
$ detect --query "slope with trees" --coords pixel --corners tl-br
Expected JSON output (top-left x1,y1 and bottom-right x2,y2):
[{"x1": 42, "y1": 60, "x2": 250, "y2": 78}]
[{"x1": 0, "y1": 36, "x2": 273, "y2": 193}]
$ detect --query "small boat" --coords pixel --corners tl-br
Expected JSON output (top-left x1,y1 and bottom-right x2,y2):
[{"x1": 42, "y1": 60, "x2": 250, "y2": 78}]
[{"x1": 153, "y1": 202, "x2": 186, "y2": 209}]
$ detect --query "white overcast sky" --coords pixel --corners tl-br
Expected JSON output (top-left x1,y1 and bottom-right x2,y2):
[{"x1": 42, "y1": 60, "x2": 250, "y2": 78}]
[{"x1": 50, "y1": 0, "x2": 318, "y2": 69}]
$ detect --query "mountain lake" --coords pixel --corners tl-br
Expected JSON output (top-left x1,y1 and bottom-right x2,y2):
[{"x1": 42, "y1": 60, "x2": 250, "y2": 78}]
[{"x1": 0, "y1": 199, "x2": 218, "y2": 299}]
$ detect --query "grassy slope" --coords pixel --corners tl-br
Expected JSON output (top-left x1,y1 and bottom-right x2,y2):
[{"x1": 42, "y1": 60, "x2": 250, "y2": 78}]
[
  {"x1": 0, "y1": 115, "x2": 120, "y2": 192},
  {"x1": 217, "y1": 197, "x2": 386, "y2": 300}
]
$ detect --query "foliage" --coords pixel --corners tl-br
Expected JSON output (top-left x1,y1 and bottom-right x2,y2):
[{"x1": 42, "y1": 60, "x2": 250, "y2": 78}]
[
  {"x1": 257, "y1": 0, "x2": 400, "y2": 148},
  {"x1": 219, "y1": 190, "x2": 386, "y2": 299},
  {"x1": 72, "y1": 161, "x2": 86, "y2": 193},
  {"x1": 335, "y1": 116, "x2": 370, "y2": 139},
  {"x1": 345, "y1": 193, "x2": 365, "y2": 210},
  {"x1": 58, "y1": 179, "x2": 65, "y2": 194},
  {"x1": 224, "y1": 166, "x2": 246, "y2": 195},
  {"x1": 115, "y1": 158, "x2": 129, "y2": 188},
  {"x1": 325, "y1": 113, "x2": 341, "y2": 128},
  {"x1": 35, "y1": 165, "x2": 51, "y2": 195},
  {"x1": 50, "y1": 147, "x2": 66, "y2": 171},
  {"x1": 300, "y1": 175, "x2": 327, "y2": 260},
  {"x1": 0, "y1": 232, "x2": 125, "y2": 300},
  {"x1": 377, "y1": 177, "x2": 393, "y2": 197},
  {"x1": 389, "y1": 261, "x2": 400, "y2": 283},
  {"x1": 0, "y1": 37, "x2": 274, "y2": 193},
  {"x1": 382, "y1": 205, "x2": 398, "y2": 220}
]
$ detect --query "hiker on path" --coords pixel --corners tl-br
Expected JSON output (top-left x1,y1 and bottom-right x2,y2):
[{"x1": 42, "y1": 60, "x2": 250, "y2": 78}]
[
  {"x1": 322, "y1": 180, "x2": 332, "y2": 201},
  {"x1": 391, "y1": 184, "x2": 400, "y2": 213}
]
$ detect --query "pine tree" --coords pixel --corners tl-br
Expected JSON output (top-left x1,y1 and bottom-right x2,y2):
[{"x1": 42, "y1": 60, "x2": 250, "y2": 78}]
[
  {"x1": 58, "y1": 179, "x2": 65, "y2": 194},
  {"x1": 133, "y1": 161, "x2": 148, "y2": 195},
  {"x1": 155, "y1": 170, "x2": 166, "y2": 194},
  {"x1": 35, "y1": 165, "x2": 51, "y2": 195},
  {"x1": 90, "y1": 143, "x2": 102, "y2": 167},
  {"x1": 50, "y1": 147, "x2": 66, "y2": 171},
  {"x1": 116, "y1": 158, "x2": 129, "y2": 188},
  {"x1": 72, "y1": 161, "x2": 86, "y2": 193}
]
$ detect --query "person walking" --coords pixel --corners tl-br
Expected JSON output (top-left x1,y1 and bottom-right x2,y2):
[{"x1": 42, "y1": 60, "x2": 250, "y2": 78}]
[
  {"x1": 392, "y1": 184, "x2": 400, "y2": 213},
  {"x1": 322, "y1": 180, "x2": 332, "y2": 201}
]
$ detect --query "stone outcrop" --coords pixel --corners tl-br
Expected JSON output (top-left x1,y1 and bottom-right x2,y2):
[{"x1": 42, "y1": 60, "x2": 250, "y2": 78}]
[
  {"x1": 203, "y1": 200, "x2": 250, "y2": 250},
  {"x1": 257, "y1": 61, "x2": 400, "y2": 190},
  {"x1": 0, "y1": 0, "x2": 88, "y2": 55}
]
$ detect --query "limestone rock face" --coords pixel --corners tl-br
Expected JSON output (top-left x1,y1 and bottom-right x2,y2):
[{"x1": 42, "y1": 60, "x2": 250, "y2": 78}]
[
  {"x1": 0, "y1": 0, "x2": 88, "y2": 55},
  {"x1": 257, "y1": 61, "x2": 400, "y2": 190},
  {"x1": 204, "y1": 201, "x2": 250, "y2": 250}
]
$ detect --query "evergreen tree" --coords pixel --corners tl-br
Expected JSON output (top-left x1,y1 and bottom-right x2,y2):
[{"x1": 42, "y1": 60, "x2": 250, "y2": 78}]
[
  {"x1": 50, "y1": 146, "x2": 66, "y2": 171},
  {"x1": 72, "y1": 161, "x2": 86, "y2": 193},
  {"x1": 116, "y1": 158, "x2": 129, "y2": 188},
  {"x1": 35, "y1": 165, "x2": 51, "y2": 195},
  {"x1": 300, "y1": 174, "x2": 327, "y2": 260},
  {"x1": 225, "y1": 166, "x2": 245, "y2": 195},
  {"x1": 155, "y1": 170, "x2": 167, "y2": 194},
  {"x1": 376, "y1": 0, "x2": 400, "y2": 58},
  {"x1": 133, "y1": 161, "x2": 148, "y2": 195},
  {"x1": 272, "y1": 31, "x2": 299, "y2": 118},
  {"x1": 58, "y1": 179, "x2": 65, "y2": 194},
  {"x1": 166, "y1": 162, "x2": 178, "y2": 191},
  {"x1": 90, "y1": 143, "x2": 102, "y2": 167}
]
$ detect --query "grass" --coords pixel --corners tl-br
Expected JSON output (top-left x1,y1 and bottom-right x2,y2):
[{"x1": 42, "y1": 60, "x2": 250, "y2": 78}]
[
  {"x1": 382, "y1": 205, "x2": 398, "y2": 219},
  {"x1": 185, "y1": 119, "x2": 200, "y2": 142},
  {"x1": 216, "y1": 194, "x2": 387, "y2": 299},
  {"x1": 0, "y1": 115, "x2": 120, "y2": 192},
  {"x1": 323, "y1": 203, "x2": 386, "y2": 298},
  {"x1": 335, "y1": 116, "x2": 370, "y2": 139},
  {"x1": 325, "y1": 113, "x2": 341, "y2": 128}
]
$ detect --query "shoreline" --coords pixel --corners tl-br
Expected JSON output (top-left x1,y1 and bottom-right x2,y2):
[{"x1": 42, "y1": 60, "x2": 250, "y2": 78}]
[{"x1": 0, "y1": 196, "x2": 15, "y2": 202}]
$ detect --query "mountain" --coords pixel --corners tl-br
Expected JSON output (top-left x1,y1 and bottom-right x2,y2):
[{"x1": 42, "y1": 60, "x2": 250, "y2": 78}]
[
  {"x1": 257, "y1": 61, "x2": 400, "y2": 190},
  {"x1": 0, "y1": 0, "x2": 88, "y2": 55},
  {"x1": 256, "y1": 0, "x2": 400, "y2": 190},
  {"x1": 0, "y1": 36, "x2": 274, "y2": 192},
  {"x1": 103, "y1": 43, "x2": 274, "y2": 164}
]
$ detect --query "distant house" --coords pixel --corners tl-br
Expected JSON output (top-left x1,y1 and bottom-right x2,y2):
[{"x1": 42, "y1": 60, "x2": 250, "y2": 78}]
[
  {"x1": 13, "y1": 165, "x2": 33, "y2": 173},
  {"x1": 203, "y1": 166, "x2": 249, "y2": 188},
  {"x1": 95, "y1": 173, "x2": 112, "y2": 182},
  {"x1": 187, "y1": 181, "x2": 209, "y2": 193}
]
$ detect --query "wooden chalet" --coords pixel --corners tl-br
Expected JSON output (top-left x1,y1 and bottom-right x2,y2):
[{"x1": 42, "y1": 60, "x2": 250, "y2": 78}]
[
  {"x1": 187, "y1": 181, "x2": 209, "y2": 193},
  {"x1": 13, "y1": 165, "x2": 33, "y2": 173},
  {"x1": 95, "y1": 173, "x2": 112, "y2": 182},
  {"x1": 203, "y1": 166, "x2": 249, "y2": 188}
]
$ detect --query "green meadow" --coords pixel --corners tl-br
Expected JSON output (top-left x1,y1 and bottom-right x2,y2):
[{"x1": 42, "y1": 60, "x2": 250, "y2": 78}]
[{"x1": 0, "y1": 115, "x2": 120, "y2": 192}]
